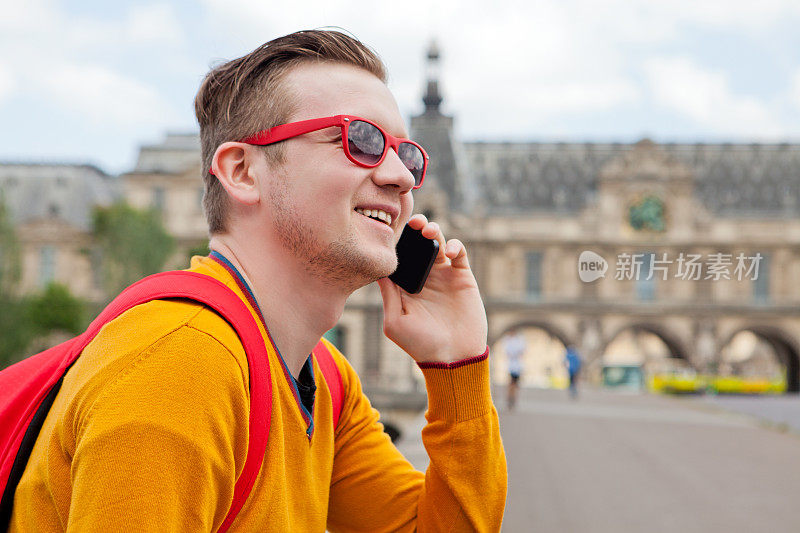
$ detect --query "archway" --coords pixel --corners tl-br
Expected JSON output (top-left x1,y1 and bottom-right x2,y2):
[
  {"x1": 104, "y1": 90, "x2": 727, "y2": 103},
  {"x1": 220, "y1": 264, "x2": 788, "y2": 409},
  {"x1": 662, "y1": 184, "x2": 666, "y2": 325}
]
[
  {"x1": 490, "y1": 323, "x2": 572, "y2": 388},
  {"x1": 598, "y1": 325, "x2": 692, "y2": 389},
  {"x1": 718, "y1": 327, "x2": 800, "y2": 393}
]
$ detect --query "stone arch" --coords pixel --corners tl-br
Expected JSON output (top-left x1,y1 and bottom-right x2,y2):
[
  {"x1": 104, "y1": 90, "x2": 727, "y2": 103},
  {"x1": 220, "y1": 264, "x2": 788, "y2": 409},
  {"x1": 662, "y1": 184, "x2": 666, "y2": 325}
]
[
  {"x1": 718, "y1": 326, "x2": 800, "y2": 393},
  {"x1": 600, "y1": 323, "x2": 692, "y2": 368},
  {"x1": 489, "y1": 320, "x2": 575, "y2": 349},
  {"x1": 489, "y1": 320, "x2": 576, "y2": 388}
]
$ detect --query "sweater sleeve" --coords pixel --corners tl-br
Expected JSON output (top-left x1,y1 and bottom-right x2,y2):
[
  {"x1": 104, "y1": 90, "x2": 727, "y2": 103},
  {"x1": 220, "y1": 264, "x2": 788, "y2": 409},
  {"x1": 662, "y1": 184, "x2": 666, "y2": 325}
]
[
  {"x1": 65, "y1": 326, "x2": 250, "y2": 532},
  {"x1": 326, "y1": 348, "x2": 507, "y2": 533}
]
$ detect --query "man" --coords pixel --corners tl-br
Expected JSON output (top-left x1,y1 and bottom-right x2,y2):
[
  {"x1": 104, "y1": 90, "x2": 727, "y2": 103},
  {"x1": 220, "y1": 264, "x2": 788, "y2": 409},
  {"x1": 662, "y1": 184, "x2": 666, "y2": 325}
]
[
  {"x1": 10, "y1": 30, "x2": 507, "y2": 531},
  {"x1": 565, "y1": 345, "x2": 582, "y2": 399},
  {"x1": 503, "y1": 329, "x2": 526, "y2": 410}
]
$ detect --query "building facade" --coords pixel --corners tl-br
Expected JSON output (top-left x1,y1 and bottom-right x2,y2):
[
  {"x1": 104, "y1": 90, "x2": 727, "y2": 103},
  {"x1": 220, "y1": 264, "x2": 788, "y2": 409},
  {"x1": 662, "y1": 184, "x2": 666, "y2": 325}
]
[
  {"x1": 3, "y1": 46, "x2": 800, "y2": 393},
  {"x1": 0, "y1": 163, "x2": 115, "y2": 302}
]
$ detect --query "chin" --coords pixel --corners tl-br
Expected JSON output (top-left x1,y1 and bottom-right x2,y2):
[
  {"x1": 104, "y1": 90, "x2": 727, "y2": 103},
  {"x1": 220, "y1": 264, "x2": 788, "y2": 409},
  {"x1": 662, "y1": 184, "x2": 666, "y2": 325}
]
[
  {"x1": 307, "y1": 240, "x2": 397, "y2": 287},
  {"x1": 374, "y1": 253, "x2": 399, "y2": 280},
  {"x1": 351, "y1": 247, "x2": 398, "y2": 283}
]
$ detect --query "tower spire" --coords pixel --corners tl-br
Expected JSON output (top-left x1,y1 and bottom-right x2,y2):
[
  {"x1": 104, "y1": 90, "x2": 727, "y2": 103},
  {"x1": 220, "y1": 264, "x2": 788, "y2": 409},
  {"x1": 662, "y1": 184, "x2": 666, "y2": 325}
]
[{"x1": 422, "y1": 39, "x2": 442, "y2": 114}]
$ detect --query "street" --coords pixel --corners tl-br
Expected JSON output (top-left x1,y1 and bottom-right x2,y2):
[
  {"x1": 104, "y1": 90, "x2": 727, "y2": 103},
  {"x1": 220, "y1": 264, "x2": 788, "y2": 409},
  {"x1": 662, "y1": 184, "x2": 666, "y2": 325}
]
[{"x1": 396, "y1": 387, "x2": 800, "y2": 532}]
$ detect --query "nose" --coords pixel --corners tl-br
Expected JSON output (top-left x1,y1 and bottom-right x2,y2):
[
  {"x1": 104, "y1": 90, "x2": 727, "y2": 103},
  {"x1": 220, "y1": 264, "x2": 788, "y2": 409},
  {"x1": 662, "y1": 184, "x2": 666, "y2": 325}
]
[{"x1": 371, "y1": 147, "x2": 416, "y2": 193}]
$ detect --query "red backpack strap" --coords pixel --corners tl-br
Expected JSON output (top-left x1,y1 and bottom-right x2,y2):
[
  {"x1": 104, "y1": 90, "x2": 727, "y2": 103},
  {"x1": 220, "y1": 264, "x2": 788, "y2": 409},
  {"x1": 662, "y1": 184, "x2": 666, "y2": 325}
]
[
  {"x1": 312, "y1": 340, "x2": 344, "y2": 429},
  {"x1": 50, "y1": 271, "x2": 269, "y2": 533}
]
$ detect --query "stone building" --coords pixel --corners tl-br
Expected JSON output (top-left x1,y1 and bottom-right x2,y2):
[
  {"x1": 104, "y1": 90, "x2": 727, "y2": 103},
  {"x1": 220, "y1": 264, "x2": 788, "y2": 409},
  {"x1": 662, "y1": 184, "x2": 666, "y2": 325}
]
[
  {"x1": 410, "y1": 45, "x2": 800, "y2": 392},
  {"x1": 121, "y1": 132, "x2": 208, "y2": 254},
  {"x1": 3, "y1": 44, "x2": 800, "y2": 394},
  {"x1": 0, "y1": 163, "x2": 116, "y2": 302}
]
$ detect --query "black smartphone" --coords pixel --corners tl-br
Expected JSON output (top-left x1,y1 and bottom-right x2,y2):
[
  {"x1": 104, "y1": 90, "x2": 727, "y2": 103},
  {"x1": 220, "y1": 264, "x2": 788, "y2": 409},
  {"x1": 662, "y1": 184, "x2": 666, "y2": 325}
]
[{"x1": 389, "y1": 225, "x2": 439, "y2": 294}]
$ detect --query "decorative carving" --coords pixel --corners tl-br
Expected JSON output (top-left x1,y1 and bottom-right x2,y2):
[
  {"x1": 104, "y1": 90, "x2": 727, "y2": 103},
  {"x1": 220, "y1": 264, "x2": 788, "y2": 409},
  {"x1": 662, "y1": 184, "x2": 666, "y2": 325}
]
[{"x1": 628, "y1": 195, "x2": 666, "y2": 232}]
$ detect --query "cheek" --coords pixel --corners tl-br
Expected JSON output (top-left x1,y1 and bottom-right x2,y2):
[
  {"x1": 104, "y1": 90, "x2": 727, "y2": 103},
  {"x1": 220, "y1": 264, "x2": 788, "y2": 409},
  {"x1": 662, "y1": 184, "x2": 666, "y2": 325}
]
[
  {"x1": 400, "y1": 192, "x2": 414, "y2": 224},
  {"x1": 285, "y1": 165, "x2": 356, "y2": 211}
]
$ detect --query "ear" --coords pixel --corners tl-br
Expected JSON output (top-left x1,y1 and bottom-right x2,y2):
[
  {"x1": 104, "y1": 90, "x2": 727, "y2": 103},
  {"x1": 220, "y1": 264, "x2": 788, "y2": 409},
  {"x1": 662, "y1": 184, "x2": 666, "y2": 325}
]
[{"x1": 211, "y1": 142, "x2": 262, "y2": 206}]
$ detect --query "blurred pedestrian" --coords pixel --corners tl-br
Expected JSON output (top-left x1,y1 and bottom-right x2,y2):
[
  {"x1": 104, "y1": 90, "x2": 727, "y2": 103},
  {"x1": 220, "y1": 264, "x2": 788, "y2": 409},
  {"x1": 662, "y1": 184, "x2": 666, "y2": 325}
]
[
  {"x1": 565, "y1": 345, "x2": 582, "y2": 399},
  {"x1": 504, "y1": 329, "x2": 526, "y2": 410}
]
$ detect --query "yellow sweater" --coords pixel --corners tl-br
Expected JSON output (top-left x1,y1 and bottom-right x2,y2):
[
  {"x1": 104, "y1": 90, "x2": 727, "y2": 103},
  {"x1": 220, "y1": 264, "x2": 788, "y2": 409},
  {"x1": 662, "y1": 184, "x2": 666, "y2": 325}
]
[{"x1": 10, "y1": 256, "x2": 507, "y2": 532}]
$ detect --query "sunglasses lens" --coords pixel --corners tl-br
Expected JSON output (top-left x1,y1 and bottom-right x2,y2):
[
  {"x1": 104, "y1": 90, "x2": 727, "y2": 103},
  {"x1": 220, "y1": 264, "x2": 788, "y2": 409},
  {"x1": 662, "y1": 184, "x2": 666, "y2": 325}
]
[
  {"x1": 347, "y1": 120, "x2": 384, "y2": 165},
  {"x1": 398, "y1": 143, "x2": 425, "y2": 187}
]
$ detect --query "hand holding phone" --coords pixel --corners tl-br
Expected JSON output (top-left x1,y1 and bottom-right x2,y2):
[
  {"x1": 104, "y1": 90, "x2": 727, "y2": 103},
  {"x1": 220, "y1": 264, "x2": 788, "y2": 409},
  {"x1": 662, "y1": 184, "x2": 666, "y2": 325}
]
[
  {"x1": 388, "y1": 225, "x2": 439, "y2": 294},
  {"x1": 378, "y1": 215, "x2": 487, "y2": 364}
]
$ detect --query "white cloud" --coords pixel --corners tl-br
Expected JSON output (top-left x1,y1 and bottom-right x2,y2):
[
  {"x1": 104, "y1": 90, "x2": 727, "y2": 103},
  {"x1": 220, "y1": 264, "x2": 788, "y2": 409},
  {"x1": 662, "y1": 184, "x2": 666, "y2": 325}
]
[
  {"x1": 644, "y1": 56, "x2": 782, "y2": 136},
  {"x1": 648, "y1": 0, "x2": 800, "y2": 32},
  {"x1": 196, "y1": 0, "x2": 645, "y2": 131},
  {"x1": 125, "y1": 3, "x2": 186, "y2": 47},
  {"x1": 0, "y1": 62, "x2": 15, "y2": 103},
  {"x1": 0, "y1": 0, "x2": 57, "y2": 32},
  {"x1": 528, "y1": 80, "x2": 641, "y2": 114},
  {"x1": 790, "y1": 70, "x2": 800, "y2": 111},
  {"x1": 40, "y1": 64, "x2": 178, "y2": 127},
  {"x1": 3, "y1": 0, "x2": 800, "y2": 172},
  {"x1": 191, "y1": 0, "x2": 800, "y2": 141},
  {"x1": 0, "y1": 2, "x2": 190, "y2": 125}
]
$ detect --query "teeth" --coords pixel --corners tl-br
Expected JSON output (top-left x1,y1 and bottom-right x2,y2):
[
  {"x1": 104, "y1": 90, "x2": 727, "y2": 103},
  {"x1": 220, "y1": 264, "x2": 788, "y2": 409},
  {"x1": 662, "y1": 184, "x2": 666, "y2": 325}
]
[{"x1": 355, "y1": 208, "x2": 392, "y2": 226}]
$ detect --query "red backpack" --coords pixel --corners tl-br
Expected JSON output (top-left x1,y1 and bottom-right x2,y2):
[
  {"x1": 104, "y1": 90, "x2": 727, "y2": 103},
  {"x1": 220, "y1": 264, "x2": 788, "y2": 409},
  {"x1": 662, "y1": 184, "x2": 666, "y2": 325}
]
[{"x1": 0, "y1": 271, "x2": 344, "y2": 531}]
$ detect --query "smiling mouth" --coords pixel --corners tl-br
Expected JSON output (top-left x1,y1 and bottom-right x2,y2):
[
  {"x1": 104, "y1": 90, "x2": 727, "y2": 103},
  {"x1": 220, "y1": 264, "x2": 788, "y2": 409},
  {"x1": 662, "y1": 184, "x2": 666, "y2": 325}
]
[{"x1": 354, "y1": 208, "x2": 392, "y2": 226}]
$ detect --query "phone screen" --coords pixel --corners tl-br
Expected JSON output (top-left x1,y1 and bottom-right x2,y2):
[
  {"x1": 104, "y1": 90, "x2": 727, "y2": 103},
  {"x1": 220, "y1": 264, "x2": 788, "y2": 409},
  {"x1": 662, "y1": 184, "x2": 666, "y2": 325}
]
[{"x1": 388, "y1": 225, "x2": 439, "y2": 294}]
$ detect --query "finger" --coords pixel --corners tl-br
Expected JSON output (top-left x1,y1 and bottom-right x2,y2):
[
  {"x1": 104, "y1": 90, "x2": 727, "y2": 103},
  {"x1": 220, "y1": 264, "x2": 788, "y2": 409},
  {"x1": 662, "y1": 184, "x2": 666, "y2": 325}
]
[
  {"x1": 419, "y1": 222, "x2": 448, "y2": 264},
  {"x1": 420, "y1": 221, "x2": 439, "y2": 240},
  {"x1": 406, "y1": 213, "x2": 427, "y2": 231},
  {"x1": 434, "y1": 226, "x2": 448, "y2": 263},
  {"x1": 445, "y1": 239, "x2": 471, "y2": 269}
]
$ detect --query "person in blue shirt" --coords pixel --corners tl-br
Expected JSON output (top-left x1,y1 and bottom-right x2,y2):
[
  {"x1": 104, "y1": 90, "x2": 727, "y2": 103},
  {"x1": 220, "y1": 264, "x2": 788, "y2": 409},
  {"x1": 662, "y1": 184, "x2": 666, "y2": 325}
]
[{"x1": 565, "y1": 345, "x2": 582, "y2": 399}]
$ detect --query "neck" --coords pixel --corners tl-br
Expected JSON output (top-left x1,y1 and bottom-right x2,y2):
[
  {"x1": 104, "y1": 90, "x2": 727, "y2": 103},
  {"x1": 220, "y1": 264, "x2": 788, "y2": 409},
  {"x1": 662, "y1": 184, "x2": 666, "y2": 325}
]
[{"x1": 209, "y1": 234, "x2": 351, "y2": 379}]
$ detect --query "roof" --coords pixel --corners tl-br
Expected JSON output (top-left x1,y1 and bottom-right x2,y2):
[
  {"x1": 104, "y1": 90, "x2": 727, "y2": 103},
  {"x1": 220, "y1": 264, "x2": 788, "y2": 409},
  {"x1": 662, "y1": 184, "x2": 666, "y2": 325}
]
[
  {"x1": 133, "y1": 133, "x2": 201, "y2": 174},
  {"x1": 462, "y1": 142, "x2": 800, "y2": 216},
  {"x1": 0, "y1": 163, "x2": 119, "y2": 230}
]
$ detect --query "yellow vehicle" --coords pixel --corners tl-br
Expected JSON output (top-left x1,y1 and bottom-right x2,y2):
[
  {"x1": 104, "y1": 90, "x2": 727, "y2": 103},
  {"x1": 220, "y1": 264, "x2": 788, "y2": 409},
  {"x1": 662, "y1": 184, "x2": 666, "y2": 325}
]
[
  {"x1": 706, "y1": 375, "x2": 786, "y2": 395},
  {"x1": 649, "y1": 365, "x2": 786, "y2": 395},
  {"x1": 649, "y1": 369, "x2": 704, "y2": 394}
]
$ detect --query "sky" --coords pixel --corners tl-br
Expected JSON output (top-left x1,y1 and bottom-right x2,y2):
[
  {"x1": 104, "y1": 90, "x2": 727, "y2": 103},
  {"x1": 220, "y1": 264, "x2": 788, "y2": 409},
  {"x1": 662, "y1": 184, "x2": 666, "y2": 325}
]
[{"x1": 2, "y1": 0, "x2": 800, "y2": 175}]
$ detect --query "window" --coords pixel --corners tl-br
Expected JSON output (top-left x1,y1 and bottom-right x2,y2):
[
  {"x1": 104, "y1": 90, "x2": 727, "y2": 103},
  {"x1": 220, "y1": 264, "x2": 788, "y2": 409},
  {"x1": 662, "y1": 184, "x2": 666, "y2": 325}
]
[
  {"x1": 91, "y1": 248, "x2": 104, "y2": 290},
  {"x1": 526, "y1": 251, "x2": 542, "y2": 299},
  {"x1": 753, "y1": 253, "x2": 770, "y2": 304},
  {"x1": 153, "y1": 187, "x2": 165, "y2": 212},
  {"x1": 636, "y1": 252, "x2": 656, "y2": 301},
  {"x1": 39, "y1": 246, "x2": 56, "y2": 286}
]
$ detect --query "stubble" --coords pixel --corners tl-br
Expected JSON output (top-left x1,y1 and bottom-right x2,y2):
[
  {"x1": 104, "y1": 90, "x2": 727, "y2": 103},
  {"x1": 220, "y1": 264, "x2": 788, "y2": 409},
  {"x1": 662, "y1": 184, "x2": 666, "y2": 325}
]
[{"x1": 268, "y1": 176, "x2": 397, "y2": 289}]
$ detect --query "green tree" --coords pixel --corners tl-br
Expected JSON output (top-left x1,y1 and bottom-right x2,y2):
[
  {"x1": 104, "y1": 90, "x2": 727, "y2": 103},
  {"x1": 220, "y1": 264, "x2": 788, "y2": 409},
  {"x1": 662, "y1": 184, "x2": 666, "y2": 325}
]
[
  {"x1": 93, "y1": 201, "x2": 175, "y2": 295},
  {"x1": 187, "y1": 240, "x2": 210, "y2": 262},
  {"x1": 0, "y1": 195, "x2": 21, "y2": 295},
  {"x1": 0, "y1": 196, "x2": 30, "y2": 369},
  {"x1": 0, "y1": 294, "x2": 35, "y2": 369},
  {"x1": 27, "y1": 282, "x2": 84, "y2": 336}
]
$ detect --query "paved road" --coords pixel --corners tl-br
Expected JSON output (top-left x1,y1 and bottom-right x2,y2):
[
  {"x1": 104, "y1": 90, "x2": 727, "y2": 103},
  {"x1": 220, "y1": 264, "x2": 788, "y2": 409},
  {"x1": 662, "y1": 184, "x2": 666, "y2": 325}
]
[
  {"x1": 700, "y1": 393, "x2": 800, "y2": 433},
  {"x1": 396, "y1": 387, "x2": 800, "y2": 532}
]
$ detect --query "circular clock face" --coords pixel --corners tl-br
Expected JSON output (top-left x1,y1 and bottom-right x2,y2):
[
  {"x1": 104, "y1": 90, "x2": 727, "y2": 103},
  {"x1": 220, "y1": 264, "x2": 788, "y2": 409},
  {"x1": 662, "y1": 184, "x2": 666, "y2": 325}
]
[{"x1": 628, "y1": 195, "x2": 666, "y2": 232}]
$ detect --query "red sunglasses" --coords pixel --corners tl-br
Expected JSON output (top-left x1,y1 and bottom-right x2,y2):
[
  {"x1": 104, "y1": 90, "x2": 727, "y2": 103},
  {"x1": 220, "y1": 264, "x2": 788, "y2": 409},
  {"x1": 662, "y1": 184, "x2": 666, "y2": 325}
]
[{"x1": 211, "y1": 115, "x2": 428, "y2": 188}]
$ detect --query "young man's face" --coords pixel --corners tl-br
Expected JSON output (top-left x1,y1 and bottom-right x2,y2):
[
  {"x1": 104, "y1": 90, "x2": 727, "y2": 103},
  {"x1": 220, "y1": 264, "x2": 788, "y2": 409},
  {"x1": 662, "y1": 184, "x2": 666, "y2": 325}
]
[{"x1": 261, "y1": 62, "x2": 416, "y2": 287}]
